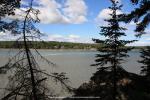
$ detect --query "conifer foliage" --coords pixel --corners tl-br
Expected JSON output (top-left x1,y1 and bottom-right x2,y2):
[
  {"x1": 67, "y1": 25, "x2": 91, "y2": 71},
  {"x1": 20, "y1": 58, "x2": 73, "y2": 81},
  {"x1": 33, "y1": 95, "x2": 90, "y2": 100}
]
[
  {"x1": 139, "y1": 46, "x2": 150, "y2": 78},
  {"x1": 125, "y1": 0, "x2": 150, "y2": 36},
  {"x1": 92, "y1": 0, "x2": 134, "y2": 99}
]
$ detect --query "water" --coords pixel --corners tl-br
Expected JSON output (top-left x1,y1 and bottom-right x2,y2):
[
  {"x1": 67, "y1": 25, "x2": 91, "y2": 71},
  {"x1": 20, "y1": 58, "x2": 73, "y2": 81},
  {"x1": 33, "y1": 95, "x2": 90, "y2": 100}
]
[{"x1": 0, "y1": 49, "x2": 142, "y2": 97}]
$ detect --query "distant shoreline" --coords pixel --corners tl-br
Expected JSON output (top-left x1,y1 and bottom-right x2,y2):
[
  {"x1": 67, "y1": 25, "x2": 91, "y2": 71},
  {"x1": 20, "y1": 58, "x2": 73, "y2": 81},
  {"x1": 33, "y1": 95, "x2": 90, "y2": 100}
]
[
  {"x1": 0, "y1": 48, "x2": 142, "y2": 52},
  {"x1": 0, "y1": 48, "x2": 97, "y2": 51},
  {"x1": 0, "y1": 41, "x2": 148, "y2": 50},
  {"x1": 0, "y1": 41, "x2": 99, "y2": 50}
]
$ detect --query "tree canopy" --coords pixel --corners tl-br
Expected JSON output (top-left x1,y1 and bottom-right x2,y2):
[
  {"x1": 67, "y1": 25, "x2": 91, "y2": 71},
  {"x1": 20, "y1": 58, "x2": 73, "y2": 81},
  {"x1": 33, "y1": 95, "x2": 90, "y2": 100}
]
[
  {"x1": 124, "y1": 0, "x2": 150, "y2": 36},
  {"x1": 74, "y1": 1, "x2": 137, "y2": 99},
  {"x1": 0, "y1": 0, "x2": 20, "y2": 18},
  {"x1": 0, "y1": 0, "x2": 21, "y2": 32}
]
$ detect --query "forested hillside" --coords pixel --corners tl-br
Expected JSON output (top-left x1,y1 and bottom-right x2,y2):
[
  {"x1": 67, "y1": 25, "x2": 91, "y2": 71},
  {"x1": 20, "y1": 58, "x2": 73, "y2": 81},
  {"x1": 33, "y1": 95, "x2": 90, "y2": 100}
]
[{"x1": 0, "y1": 41, "x2": 100, "y2": 49}]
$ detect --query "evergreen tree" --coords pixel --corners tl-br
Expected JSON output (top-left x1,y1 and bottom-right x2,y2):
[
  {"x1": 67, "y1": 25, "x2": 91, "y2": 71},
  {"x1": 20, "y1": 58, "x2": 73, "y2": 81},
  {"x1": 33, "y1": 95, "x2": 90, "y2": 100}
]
[
  {"x1": 71, "y1": 0, "x2": 150, "y2": 100},
  {"x1": 91, "y1": 0, "x2": 134, "y2": 99},
  {"x1": 139, "y1": 46, "x2": 150, "y2": 78},
  {"x1": 124, "y1": 0, "x2": 150, "y2": 37},
  {"x1": 126, "y1": 0, "x2": 150, "y2": 80}
]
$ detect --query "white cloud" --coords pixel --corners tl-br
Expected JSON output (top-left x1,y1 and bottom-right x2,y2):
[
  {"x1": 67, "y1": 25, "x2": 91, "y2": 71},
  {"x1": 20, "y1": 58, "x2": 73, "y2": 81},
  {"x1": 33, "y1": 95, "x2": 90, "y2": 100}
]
[
  {"x1": 48, "y1": 34, "x2": 81, "y2": 42},
  {"x1": 129, "y1": 21, "x2": 136, "y2": 26},
  {"x1": 146, "y1": 38, "x2": 150, "y2": 41},
  {"x1": 10, "y1": 0, "x2": 88, "y2": 24},
  {"x1": 21, "y1": 0, "x2": 28, "y2": 6},
  {"x1": 145, "y1": 29, "x2": 150, "y2": 34},
  {"x1": 68, "y1": 34, "x2": 80, "y2": 39},
  {"x1": 37, "y1": 0, "x2": 88, "y2": 24},
  {"x1": 48, "y1": 34, "x2": 64, "y2": 41},
  {"x1": 67, "y1": 34, "x2": 80, "y2": 42},
  {"x1": 0, "y1": 31, "x2": 21, "y2": 41},
  {"x1": 0, "y1": 31, "x2": 6, "y2": 36},
  {"x1": 62, "y1": 0, "x2": 87, "y2": 24},
  {"x1": 0, "y1": 32, "x2": 91, "y2": 43},
  {"x1": 95, "y1": 8, "x2": 123, "y2": 26},
  {"x1": 47, "y1": 34, "x2": 93, "y2": 43},
  {"x1": 5, "y1": 8, "x2": 26, "y2": 20},
  {"x1": 129, "y1": 41, "x2": 150, "y2": 46},
  {"x1": 96, "y1": 8, "x2": 122, "y2": 21},
  {"x1": 114, "y1": 0, "x2": 121, "y2": 3},
  {"x1": 35, "y1": 0, "x2": 67, "y2": 24}
]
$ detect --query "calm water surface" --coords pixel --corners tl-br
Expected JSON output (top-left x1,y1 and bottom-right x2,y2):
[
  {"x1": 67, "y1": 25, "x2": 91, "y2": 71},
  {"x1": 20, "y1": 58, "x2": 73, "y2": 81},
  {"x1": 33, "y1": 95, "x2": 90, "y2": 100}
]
[{"x1": 0, "y1": 49, "x2": 142, "y2": 96}]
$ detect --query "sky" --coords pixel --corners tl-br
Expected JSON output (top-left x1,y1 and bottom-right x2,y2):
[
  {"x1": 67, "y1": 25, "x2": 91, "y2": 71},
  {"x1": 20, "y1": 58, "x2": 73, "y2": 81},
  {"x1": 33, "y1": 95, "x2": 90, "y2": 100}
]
[{"x1": 1, "y1": 0, "x2": 150, "y2": 46}]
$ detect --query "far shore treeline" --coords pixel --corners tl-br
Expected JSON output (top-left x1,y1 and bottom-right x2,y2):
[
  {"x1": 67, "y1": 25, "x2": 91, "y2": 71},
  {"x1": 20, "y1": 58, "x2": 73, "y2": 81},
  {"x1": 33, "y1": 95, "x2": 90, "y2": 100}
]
[
  {"x1": 0, "y1": 41, "x2": 147, "y2": 50},
  {"x1": 0, "y1": 41, "x2": 100, "y2": 49}
]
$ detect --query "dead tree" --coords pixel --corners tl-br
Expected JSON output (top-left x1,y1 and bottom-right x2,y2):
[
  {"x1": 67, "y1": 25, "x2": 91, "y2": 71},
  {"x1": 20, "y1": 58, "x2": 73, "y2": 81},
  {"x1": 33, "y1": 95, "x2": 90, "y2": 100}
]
[{"x1": 0, "y1": 0, "x2": 72, "y2": 100}]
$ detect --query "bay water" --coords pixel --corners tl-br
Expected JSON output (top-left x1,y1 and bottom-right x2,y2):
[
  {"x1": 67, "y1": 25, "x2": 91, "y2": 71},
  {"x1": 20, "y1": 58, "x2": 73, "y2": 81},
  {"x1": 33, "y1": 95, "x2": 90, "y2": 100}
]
[{"x1": 0, "y1": 49, "x2": 142, "y2": 97}]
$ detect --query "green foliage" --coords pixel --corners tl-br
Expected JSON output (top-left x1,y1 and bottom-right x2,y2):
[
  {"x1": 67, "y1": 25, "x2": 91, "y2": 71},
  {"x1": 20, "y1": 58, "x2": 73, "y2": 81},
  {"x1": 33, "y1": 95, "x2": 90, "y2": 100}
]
[
  {"x1": 73, "y1": 1, "x2": 150, "y2": 99},
  {"x1": 92, "y1": 0, "x2": 134, "y2": 78},
  {"x1": 74, "y1": 71, "x2": 150, "y2": 100},
  {"x1": 124, "y1": 0, "x2": 150, "y2": 37},
  {"x1": 0, "y1": 41, "x2": 100, "y2": 49},
  {"x1": 88, "y1": 1, "x2": 135, "y2": 99},
  {"x1": 139, "y1": 46, "x2": 150, "y2": 77}
]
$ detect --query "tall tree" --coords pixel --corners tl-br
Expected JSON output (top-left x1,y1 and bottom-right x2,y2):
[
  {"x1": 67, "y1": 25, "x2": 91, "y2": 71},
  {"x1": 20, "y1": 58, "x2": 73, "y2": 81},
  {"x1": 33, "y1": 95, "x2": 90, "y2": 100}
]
[
  {"x1": 139, "y1": 46, "x2": 150, "y2": 78},
  {"x1": 124, "y1": 0, "x2": 150, "y2": 37},
  {"x1": 125, "y1": 0, "x2": 150, "y2": 79},
  {"x1": 91, "y1": 0, "x2": 134, "y2": 99},
  {"x1": 0, "y1": 0, "x2": 71, "y2": 100},
  {"x1": 0, "y1": 0, "x2": 20, "y2": 32},
  {"x1": 72, "y1": 0, "x2": 150, "y2": 100}
]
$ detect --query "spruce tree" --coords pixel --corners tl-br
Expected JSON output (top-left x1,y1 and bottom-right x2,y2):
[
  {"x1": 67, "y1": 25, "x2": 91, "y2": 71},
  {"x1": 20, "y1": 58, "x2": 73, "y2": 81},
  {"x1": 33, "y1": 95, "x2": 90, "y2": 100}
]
[
  {"x1": 92, "y1": 0, "x2": 134, "y2": 99},
  {"x1": 125, "y1": 0, "x2": 150, "y2": 80},
  {"x1": 139, "y1": 46, "x2": 150, "y2": 78},
  {"x1": 125, "y1": 0, "x2": 150, "y2": 37}
]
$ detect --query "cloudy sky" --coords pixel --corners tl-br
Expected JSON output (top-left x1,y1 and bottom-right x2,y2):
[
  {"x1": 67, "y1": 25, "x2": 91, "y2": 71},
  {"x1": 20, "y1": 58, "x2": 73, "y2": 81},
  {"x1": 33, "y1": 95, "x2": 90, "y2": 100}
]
[{"x1": 1, "y1": 0, "x2": 150, "y2": 46}]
